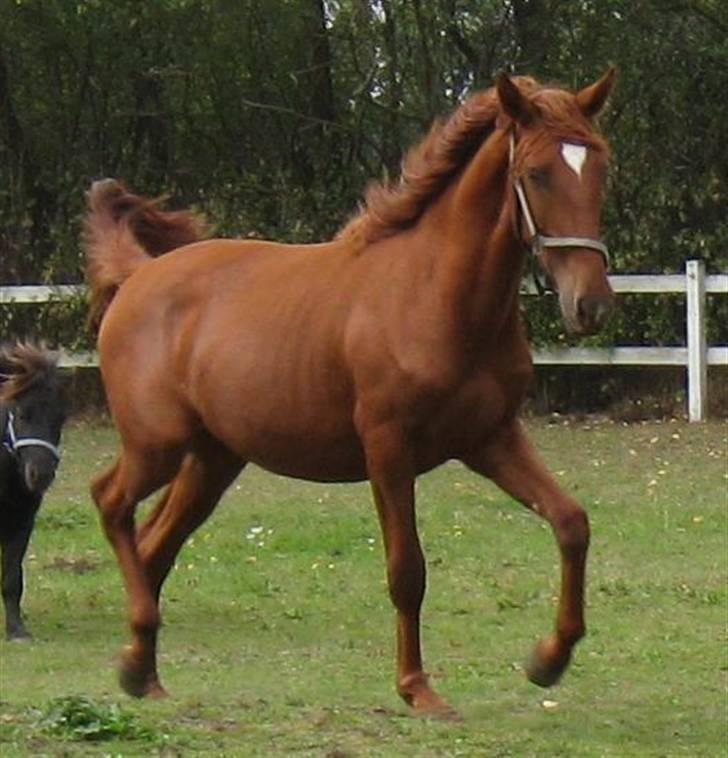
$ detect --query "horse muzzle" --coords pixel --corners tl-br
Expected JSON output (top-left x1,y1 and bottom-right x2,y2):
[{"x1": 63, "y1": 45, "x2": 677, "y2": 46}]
[
  {"x1": 576, "y1": 292, "x2": 614, "y2": 334},
  {"x1": 560, "y1": 287, "x2": 614, "y2": 336},
  {"x1": 22, "y1": 455, "x2": 58, "y2": 495}
]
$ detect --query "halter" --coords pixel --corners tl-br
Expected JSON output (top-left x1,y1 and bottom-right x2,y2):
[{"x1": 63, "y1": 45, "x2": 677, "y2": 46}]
[
  {"x1": 1, "y1": 409, "x2": 61, "y2": 462},
  {"x1": 509, "y1": 133, "x2": 610, "y2": 292}
]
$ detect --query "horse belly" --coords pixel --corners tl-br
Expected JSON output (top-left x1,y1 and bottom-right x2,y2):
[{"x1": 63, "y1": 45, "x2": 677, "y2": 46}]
[
  {"x1": 191, "y1": 340, "x2": 368, "y2": 483},
  {"x1": 213, "y1": 414, "x2": 368, "y2": 483}
]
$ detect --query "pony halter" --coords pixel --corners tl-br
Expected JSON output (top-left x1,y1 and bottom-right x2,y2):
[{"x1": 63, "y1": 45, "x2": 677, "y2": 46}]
[
  {"x1": 1, "y1": 410, "x2": 61, "y2": 461},
  {"x1": 509, "y1": 134, "x2": 610, "y2": 268}
]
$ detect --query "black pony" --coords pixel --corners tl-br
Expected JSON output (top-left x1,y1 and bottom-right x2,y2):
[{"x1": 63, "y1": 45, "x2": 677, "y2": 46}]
[{"x1": 1, "y1": 343, "x2": 66, "y2": 639}]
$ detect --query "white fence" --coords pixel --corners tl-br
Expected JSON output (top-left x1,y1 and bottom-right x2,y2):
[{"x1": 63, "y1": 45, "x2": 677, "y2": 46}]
[{"x1": 1, "y1": 260, "x2": 726, "y2": 421}]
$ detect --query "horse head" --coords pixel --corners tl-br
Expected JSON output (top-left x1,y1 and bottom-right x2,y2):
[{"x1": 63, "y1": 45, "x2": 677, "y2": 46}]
[
  {"x1": 0, "y1": 344, "x2": 66, "y2": 495},
  {"x1": 498, "y1": 68, "x2": 616, "y2": 335}
]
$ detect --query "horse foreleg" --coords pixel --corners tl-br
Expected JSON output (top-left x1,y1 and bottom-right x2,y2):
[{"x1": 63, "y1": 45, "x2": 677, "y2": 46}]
[
  {"x1": 1, "y1": 519, "x2": 34, "y2": 640},
  {"x1": 91, "y1": 454, "x2": 180, "y2": 698},
  {"x1": 462, "y1": 420, "x2": 590, "y2": 687},
  {"x1": 361, "y1": 421, "x2": 457, "y2": 719}
]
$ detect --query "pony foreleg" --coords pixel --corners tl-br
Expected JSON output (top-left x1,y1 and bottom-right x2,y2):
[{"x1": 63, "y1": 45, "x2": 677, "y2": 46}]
[
  {"x1": 361, "y1": 421, "x2": 458, "y2": 719},
  {"x1": 462, "y1": 420, "x2": 590, "y2": 687},
  {"x1": 1, "y1": 521, "x2": 34, "y2": 640}
]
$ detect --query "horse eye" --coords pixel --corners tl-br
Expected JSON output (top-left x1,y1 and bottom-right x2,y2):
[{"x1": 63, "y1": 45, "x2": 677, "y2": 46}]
[
  {"x1": 527, "y1": 168, "x2": 550, "y2": 189},
  {"x1": 17, "y1": 407, "x2": 33, "y2": 423}
]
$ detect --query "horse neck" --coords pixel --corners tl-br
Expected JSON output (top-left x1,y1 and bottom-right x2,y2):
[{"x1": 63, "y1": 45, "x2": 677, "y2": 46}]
[{"x1": 422, "y1": 129, "x2": 525, "y2": 335}]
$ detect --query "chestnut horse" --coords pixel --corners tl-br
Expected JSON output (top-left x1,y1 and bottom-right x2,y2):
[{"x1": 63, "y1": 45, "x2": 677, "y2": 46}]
[{"x1": 85, "y1": 69, "x2": 616, "y2": 716}]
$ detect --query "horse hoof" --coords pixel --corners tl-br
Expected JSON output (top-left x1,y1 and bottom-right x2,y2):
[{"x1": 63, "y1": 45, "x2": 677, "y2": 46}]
[
  {"x1": 7, "y1": 632, "x2": 32, "y2": 643},
  {"x1": 119, "y1": 647, "x2": 167, "y2": 699},
  {"x1": 119, "y1": 666, "x2": 168, "y2": 699},
  {"x1": 525, "y1": 639, "x2": 571, "y2": 688},
  {"x1": 400, "y1": 673, "x2": 461, "y2": 721}
]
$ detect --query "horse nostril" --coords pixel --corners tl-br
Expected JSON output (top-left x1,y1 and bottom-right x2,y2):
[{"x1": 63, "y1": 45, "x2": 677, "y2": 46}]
[
  {"x1": 24, "y1": 463, "x2": 55, "y2": 494},
  {"x1": 577, "y1": 295, "x2": 613, "y2": 332}
]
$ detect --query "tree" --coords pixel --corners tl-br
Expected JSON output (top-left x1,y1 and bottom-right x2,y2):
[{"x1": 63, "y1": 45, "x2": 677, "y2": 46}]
[{"x1": 0, "y1": 0, "x2": 725, "y2": 352}]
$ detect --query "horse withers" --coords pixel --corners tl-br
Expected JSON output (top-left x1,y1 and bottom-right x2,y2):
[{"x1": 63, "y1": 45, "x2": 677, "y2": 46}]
[
  {"x1": 85, "y1": 69, "x2": 615, "y2": 716},
  {"x1": 1, "y1": 343, "x2": 66, "y2": 640}
]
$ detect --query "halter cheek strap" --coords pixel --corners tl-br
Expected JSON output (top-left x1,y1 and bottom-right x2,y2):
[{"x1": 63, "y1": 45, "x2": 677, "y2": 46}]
[
  {"x1": 509, "y1": 134, "x2": 610, "y2": 268},
  {"x1": 2, "y1": 410, "x2": 61, "y2": 462}
]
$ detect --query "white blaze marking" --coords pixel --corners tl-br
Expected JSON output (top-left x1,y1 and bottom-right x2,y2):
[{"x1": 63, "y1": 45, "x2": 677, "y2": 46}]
[{"x1": 561, "y1": 143, "x2": 587, "y2": 179}]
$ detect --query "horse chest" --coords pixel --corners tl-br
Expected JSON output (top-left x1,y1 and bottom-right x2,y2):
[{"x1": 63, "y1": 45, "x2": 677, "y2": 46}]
[{"x1": 408, "y1": 358, "x2": 532, "y2": 462}]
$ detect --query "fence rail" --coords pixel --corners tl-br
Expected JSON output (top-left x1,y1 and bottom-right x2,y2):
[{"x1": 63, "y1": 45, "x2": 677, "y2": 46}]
[{"x1": 1, "y1": 260, "x2": 726, "y2": 421}]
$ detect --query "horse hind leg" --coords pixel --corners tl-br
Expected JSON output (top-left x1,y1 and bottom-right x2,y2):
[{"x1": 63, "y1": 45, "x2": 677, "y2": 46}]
[
  {"x1": 118, "y1": 436, "x2": 244, "y2": 695},
  {"x1": 91, "y1": 448, "x2": 183, "y2": 698},
  {"x1": 136, "y1": 435, "x2": 244, "y2": 603}
]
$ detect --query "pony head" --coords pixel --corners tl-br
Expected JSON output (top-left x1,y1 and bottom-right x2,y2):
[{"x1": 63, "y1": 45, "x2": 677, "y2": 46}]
[{"x1": 1, "y1": 344, "x2": 66, "y2": 495}]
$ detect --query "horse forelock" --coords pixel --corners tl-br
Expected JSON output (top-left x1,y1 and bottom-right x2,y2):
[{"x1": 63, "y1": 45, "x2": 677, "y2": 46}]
[
  {"x1": 512, "y1": 88, "x2": 610, "y2": 174},
  {"x1": 0, "y1": 343, "x2": 59, "y2": 403}
]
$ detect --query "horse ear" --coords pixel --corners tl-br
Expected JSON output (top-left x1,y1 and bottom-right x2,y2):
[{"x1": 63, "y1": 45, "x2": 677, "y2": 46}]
[
  {"x1": 496, "y1": 73, "x2": 539, "y2": 126},
  {"x1": 576, "y1": 67, "x2": 616, "y2": 119}
]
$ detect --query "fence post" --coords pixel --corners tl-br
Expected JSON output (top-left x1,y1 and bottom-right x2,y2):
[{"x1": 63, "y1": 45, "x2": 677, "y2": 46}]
[{"x1": 686, "y1": 259, "x2": 707, "y2": 422}]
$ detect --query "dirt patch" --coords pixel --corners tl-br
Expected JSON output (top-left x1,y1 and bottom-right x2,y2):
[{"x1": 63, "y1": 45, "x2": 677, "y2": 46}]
[{"x1": 44, "y1": 556, "x2": 99, "y2": 574}]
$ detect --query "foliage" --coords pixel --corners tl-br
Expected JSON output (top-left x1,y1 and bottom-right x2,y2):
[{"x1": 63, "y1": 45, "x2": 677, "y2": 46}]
[
  {"x1": 36, "y1": 694, "x2": 156, "y2": 743},
  {"x1": 1, "y1": 1, "x2": 726, "y2": 349},
  {"x1": 0, "y1": 292, "x2": 91, "y2": 352}
]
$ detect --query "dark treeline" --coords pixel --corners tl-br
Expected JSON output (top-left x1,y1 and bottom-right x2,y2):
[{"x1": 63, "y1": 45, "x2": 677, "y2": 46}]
[{"x1": 1, "y1": 0, "x2": 726, "y2": 355}]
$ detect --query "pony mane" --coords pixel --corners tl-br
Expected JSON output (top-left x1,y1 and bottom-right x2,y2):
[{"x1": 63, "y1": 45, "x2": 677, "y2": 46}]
[
  {"x1": 0, "y1": 343, "x2": 59, "y2": 403},
  {"x1": 337, "y1": 75, "x2": 608, "y2": 246}
]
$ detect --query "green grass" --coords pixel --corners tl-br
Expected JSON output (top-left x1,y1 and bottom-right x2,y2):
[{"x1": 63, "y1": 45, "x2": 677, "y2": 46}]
[{"x1": 0, "y1": 418, "x2": 726, "y2": 756}]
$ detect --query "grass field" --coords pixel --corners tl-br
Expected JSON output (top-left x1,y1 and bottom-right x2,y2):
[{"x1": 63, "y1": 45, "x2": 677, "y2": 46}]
[{"x1": 0, "y1": 417, "x2": 725, "y2": 757}]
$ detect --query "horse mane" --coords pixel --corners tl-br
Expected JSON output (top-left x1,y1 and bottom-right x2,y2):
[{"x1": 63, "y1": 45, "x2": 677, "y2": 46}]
[
  {"x1": 0, "y1": 343, "x2": 59, "y2": 403},
  {"x1": 84, "y1": 179, "x2": 208, "y2": 330},
  {"x1": 337, "y1": 77, "x2": 537, "y2": 246},
  {"x1": 337, "y1": 75, "x2": 608, "y2": 247}
]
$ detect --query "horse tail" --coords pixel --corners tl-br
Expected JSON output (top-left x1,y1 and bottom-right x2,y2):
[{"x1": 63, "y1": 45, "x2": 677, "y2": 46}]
[{"x1": 83, "y1": 178, "x2": 207, "y2": 330}]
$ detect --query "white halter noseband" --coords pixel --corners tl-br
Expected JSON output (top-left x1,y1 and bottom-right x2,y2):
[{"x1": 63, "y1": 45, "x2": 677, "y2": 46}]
[{"x1": 2, "y1": 410, "x2": 61, "y2": 461}]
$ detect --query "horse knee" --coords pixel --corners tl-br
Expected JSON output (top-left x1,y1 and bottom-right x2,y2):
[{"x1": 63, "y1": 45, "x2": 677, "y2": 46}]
[
  {"x1": 90, "y1": 469, "x2": 134, "y2": 537},
  {"x1": 1, "y1": 563, "x2": 20, "y2": 594},
  {"x1": 129, "y1": 602, "x2": 161, "y2": 638},
  {"x1": 559, "y1": 621, "x2": 586, "y2": 646},
  {"x1": 553, "y1": 506, "x2": 590, "y2": 555},
  {"x1": 90, "y1": 465, "x2": 116, "y2": 508},
  {"x1": 96, "y1": 498, "x2": 134, "y2": 544},
  {"x1": 387, "y1": 549, "x2": 426, "y2": 613}
]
